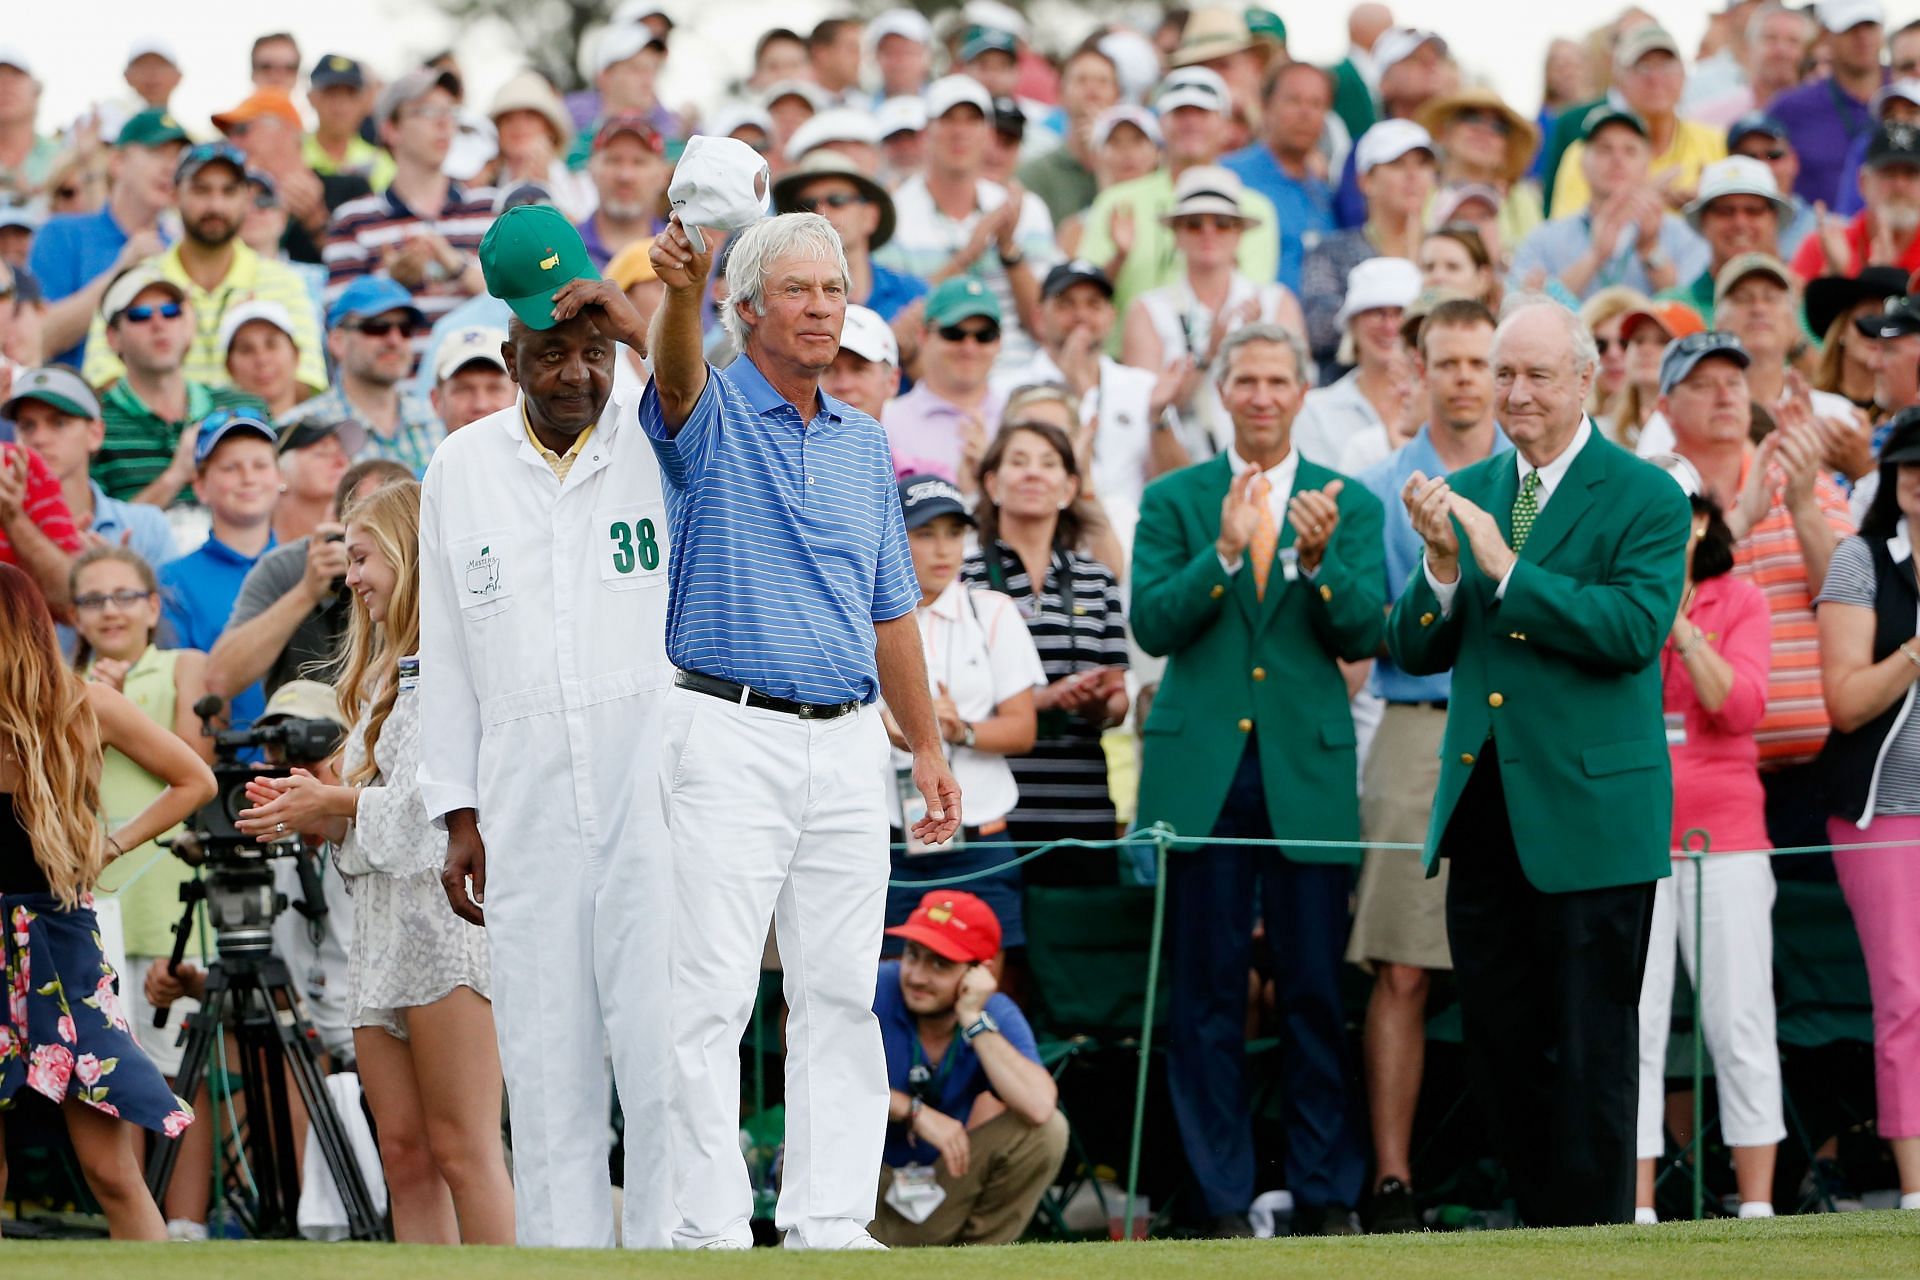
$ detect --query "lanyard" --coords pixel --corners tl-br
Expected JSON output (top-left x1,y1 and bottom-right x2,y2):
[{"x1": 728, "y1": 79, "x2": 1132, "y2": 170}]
[
  {"x1": 981, "y1": 542, "x2": 1092, "y2": 671},
  {"x1": 906, "y1": 1030, "x2": 959, "y2": 1101}
]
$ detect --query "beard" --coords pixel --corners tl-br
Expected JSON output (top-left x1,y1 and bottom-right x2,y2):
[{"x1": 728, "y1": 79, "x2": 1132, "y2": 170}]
[
  {"x1": 185, "y1": 213, "x2": 240, "y2": 249},
  {"x1": 599, "y1": 197, "x2": 651, "y2": 222},
  {"x1": 1881, "y1": 203, "x2": 1920, "y2": 238}
]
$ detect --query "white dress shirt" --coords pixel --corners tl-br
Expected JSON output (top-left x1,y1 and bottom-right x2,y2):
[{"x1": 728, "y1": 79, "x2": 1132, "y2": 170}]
[
  {"x1": 1424, "y1": 416, "x2": 1593, "y2": 612},
  {"x1": 1218, "y1": 444, "x2": 1302, "y2": 575}
]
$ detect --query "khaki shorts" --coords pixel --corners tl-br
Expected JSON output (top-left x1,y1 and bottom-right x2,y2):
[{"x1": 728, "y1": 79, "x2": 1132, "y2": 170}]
[{"x1": 1346, "y1": 703, "x2": 1453, "y2": 973}]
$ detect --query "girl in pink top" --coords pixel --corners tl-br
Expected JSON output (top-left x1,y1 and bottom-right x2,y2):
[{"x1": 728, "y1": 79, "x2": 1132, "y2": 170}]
[{"x1": 1634, "y1": 458, "x2": 1783, "y2": 1222}]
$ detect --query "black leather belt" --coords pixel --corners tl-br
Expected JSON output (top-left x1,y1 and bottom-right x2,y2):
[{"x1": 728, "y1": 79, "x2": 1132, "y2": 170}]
[
  {"x1": 675, "y1": 670, "x2": 862, "y2": 720},
  {"x1": 1389, "y1": 699, "x2": 1449, "y2": 710}
]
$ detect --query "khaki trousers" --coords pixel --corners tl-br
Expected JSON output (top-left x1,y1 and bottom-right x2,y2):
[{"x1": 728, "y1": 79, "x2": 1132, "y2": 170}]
[{"x1": 871, "y1": 1109, "x2": 1070, "y2": 1246}]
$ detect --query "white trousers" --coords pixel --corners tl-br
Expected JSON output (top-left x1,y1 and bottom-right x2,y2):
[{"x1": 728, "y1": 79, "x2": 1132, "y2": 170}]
[
  {"x1": 484, "y1": 802, "x2": 674, "y2": 1247},
  {"x1": 660, "y1": 688, "x2": 892, "y2": 1249},
  {"x1": 1635, "y1": 853, "x2": 1786, "y2": 1159}
]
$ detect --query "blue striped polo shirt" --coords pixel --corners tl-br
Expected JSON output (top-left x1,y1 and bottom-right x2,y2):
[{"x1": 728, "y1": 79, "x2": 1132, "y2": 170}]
[{"x1": 638, "y1": 355, "x2": 918, "y2": 705}]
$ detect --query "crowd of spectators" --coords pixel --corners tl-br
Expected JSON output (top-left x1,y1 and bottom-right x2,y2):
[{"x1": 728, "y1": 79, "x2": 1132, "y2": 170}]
[{"x1": 2, "y1": 0, "x2": 1920, "y2": 1243}]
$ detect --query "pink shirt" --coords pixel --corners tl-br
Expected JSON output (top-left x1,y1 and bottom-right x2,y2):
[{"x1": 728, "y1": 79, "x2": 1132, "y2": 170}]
[
  {"x1": 881, "y1": 383, "x2": 1004, "y2": 483},
  {"x1": 1664, "y1": 572, "x2": 1774, "y2": 856}
]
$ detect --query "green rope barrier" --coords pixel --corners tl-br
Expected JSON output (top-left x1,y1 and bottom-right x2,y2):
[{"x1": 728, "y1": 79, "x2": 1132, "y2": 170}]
[{"x1": 876, "y1": 824, "x2": 1898, "y2": 1237}]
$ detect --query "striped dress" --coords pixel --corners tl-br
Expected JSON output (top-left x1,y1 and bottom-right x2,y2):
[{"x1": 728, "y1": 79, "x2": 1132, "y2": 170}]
[{"x1": 963, "y1": 541, "x2": 1128, "y2": 886}]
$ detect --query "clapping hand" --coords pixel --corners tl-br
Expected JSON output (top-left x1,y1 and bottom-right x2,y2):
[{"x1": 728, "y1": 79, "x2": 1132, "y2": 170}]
[
  {"x1": 1401, "y1": 472, "x2": 1459, "y2": 580},
  {"x1": 1216, "y1": 467, "x2": 1264, "y2": 563},
  {"x1": 1288, "y1": 478, "x2": 1343, "y2": 573},
  {"x1": 1447, "y1": 492, "x2": 1517, "y2": 581}
]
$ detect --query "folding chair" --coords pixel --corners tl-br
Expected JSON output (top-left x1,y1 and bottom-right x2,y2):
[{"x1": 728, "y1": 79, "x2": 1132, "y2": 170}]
[{"x1": 1022, "y1": 885, "x2": 1172, "y2": 1237}]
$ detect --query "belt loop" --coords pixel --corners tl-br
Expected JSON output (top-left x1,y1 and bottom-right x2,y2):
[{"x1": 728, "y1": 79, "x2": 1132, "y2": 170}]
[{"x1": 738, "y1": 681, "x2": 753, "y2": 708}]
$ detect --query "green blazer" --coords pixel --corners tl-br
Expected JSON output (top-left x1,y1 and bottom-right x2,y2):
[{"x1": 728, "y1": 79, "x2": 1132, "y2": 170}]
[
  {"x1": 1329, "y1": 59, "x2": 1379, "y2": 158},
  {"x1": 1386, "y1": 428, "x2": 1691, "y2": 894},
  {"x1": 1132, "y1": 452, "x2": 1386, "y2": 863}
]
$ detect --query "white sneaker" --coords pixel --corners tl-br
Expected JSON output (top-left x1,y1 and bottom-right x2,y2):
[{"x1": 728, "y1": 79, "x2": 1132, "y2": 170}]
[
  {"x1": 782, "y1": 1228, "x2": 889, "y2": 1250},
  {"x1": 166, "y1": 1218, "x2": 209, "y2": 1242},
  {"x1": 1633, "y1": 1207, "x2": 1659, "y2": 1226}
]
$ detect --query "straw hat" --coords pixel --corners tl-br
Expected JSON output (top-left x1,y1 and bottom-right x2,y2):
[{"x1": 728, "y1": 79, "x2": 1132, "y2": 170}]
[
  {"x1": 1416, "y1": 86, "x2": 1540, "y2": 186},
  {"x1": 1169, "y1": 6, "x2": 1262, "y2": 68}
]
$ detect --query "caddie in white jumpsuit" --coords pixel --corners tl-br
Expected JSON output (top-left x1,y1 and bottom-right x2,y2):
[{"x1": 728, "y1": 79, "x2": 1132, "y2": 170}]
[{"x1": 417, "y1": 205, "x2": 675, "y2": 1248}]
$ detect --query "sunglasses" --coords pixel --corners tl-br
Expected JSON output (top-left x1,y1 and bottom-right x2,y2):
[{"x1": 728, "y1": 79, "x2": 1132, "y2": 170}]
[
  {"x1": 795, "y1": 192, "x2": 868, "y2": 213},
  {"x1": 1595, "y1": 336, "x2": 1621, "y2": 355},
  {"x1": 938, "y1": 323, "x2": 1000, "y2": 344},
  {"x1": 354, "y1": 319, "x2": 417, "y2": 338},
  {"x1": 74, "y1": 588, "x2": 154, "y2": 613},
  {"x1": 1173, "y1": 214, "x2": 1240, "y2": 232},
  {"x1": 253, "y1": 191, "x2": 279, "y2": 210},
  {"x1": 54, "y1": 184, "x2": 81, "y2": 200},
  {"x1": 1453, "y1": 109, "x2": 1512, "y2": 137},
  {"x1": 122, "y1": 302, "x2": 184, "y2": 323}
]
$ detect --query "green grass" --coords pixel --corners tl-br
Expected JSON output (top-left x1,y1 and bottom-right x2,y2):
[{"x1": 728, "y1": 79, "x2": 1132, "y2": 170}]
[{"x1": 1, "y1": 1213, "x2": 1916, "y2": 1279}]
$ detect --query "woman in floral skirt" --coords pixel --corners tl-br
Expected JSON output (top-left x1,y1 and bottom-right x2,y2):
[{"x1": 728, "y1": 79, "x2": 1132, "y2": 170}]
[{"x1": 0, "y1": 563, "x2": 215, "y2": 1239}]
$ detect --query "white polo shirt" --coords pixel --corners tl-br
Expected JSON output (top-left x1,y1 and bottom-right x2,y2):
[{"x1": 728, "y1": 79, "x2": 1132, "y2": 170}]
[{"x1": 882, "y1": 579, "x2": 1046, "y2": 826}]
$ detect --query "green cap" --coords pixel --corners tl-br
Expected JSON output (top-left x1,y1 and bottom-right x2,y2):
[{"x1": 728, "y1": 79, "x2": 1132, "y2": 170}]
[
  {"x1": 924, "y1": 276, "x2": 1001, "y2": 328},
  {"x1": 1244, "y1": 8, "x2": 1287, "y2": 45},
  {"x1": 1581, "y1": 103, "x2": 1649, "y2": 142},
  {"x1": 478, "y1": 204, "x2": 600, "y2": 330},
  {"x1": 118, "y1": 108, "x2": 191, "y2": 150}
]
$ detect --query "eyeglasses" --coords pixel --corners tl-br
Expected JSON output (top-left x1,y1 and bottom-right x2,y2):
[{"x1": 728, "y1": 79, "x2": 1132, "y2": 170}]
[
  {"x1": 938, "y1": 323, "x2": 1000, "y2": 343},
  {"x1": 354, "y1": 319, "x2": 417, "y2": 338},
  {"x1": 74, "y1": 589, "x2": 154, "y2": 613},
  {"x1": 253, "y1": 191, "x2": 279, "y2": 210},
  {"x1": 122, "y1": 302, "x2": 184, "y2": 323},
  {"x1": 1453, "y1": 108, "x2": 1512, "y2": 137},
  {"x1": 401, "y1": 105, "x2": 457, "y2": 123},
  {"x1": 795, "y1": 192, "x2": 868, "y2": 213},
  {"x1": 1595, "y1": 336, "x2": 1621, "y2": 355}
]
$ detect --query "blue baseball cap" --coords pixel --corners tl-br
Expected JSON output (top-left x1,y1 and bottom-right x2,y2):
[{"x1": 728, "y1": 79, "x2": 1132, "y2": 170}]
[
  {"x1": 326, "y1": 275, "x2": 427, "y2": 331},
  {"x1": 175, "y1": 139, "x2": 249, "y2": 186},
  {"x1": 193, "y1": 408, "x2": 279, "y2": 468},
  {"x1": 1727, "y1": 111, "x2": 1788, "y2": 150},
  {"x1": 1658, "y1": 330, "x2": 1751, "y2": 397}
]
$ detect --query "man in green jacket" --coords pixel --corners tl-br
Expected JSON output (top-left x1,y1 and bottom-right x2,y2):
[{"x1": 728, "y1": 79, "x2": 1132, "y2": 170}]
[
  {"x1": 1387, "y1": 297, "x2": 1690, "y2": 1227},
  {"x1": 1133, "y1": 322, "x2": 1383, "y2": 1237}
]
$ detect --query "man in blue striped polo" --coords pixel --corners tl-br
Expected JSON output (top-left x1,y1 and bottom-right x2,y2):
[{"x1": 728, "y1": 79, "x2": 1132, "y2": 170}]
[{"x1": 642, "y1": 210, "x2": 961, "y2": 1251}]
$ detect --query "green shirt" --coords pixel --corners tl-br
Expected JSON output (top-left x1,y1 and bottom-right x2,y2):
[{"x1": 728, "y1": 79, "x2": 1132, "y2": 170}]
[
  {"x1": 302, "y1": 132, "x2": 395, "y2": 192},
  {"x1": 1329, "y1": 59, "x2": 1378, "y2": 150},
  {"x1": 93, "y1": 645, "x2": 204, "y2": 958},
  {"x1": 95, "y1": 378, "x2": 267, "y2": 502},
  {"x1": 1017, "y1": 143, "x2": 1098, "y2": 229}
]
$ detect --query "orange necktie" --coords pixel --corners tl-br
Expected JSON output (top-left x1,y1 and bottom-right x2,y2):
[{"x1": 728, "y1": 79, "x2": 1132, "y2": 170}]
[{"x1": 1249, "y1": 474, "x2": 1278, "y2": 600}]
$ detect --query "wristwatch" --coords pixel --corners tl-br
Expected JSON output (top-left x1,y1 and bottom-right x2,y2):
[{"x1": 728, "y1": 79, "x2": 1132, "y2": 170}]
[
  {"x1": 960, "y1": 722, "x2": 978, "y2": 749},
  {"x1": 998, "y1": 244, "x2": 1026, "y2": 267},
  {"x1": 960, "y1": 1011, "x2": 999, "y2": 1043}
]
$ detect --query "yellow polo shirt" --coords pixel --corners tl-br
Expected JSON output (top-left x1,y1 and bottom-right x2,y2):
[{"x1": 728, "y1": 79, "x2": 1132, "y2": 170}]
[
  {"x1": 1550, "y1": 119, "x2": 1726, "y2": 217},
  {"x1": 82, "y1": 241, "x2": 328, "y2": 395},
  {"x1": 302, "y1": 133, "x2": 397, "y2": 193},
  {"x1": 525, "y1": 405, "x2": 595, "y2": 483}
]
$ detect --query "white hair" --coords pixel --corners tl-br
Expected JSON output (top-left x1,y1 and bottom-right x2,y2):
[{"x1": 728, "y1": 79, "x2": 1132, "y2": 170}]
[
  {"x1": 1496, "y1": 291, "x2": 1599, "y2": 375},
  {"x1": 1211, "y1": 322, "x2": 1311, "y2": 389},
  {"x1": 1747, "y1": 2, "x2": 1813, "y2": 48},
  {"x1": 721, "y1": 213, "x2": 851, "y2": 353}
]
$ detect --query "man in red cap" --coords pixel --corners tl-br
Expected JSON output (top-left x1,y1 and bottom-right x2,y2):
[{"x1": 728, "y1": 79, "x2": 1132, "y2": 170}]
[{"x1": 870, "y1": 891, "x2": 1067, "y2": 1246}]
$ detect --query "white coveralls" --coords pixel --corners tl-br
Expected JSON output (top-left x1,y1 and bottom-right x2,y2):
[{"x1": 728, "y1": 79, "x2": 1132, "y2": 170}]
[{"x1": 417, "y1": 394, "x2": 675, "y2": 1248}]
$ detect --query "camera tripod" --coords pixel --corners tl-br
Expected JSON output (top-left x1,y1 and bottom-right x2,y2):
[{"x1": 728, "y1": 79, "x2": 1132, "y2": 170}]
[{"x1": 142, "y1": 872, "x2": 385, "y2": 1241}]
